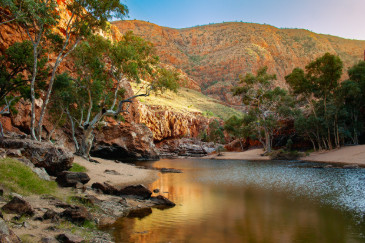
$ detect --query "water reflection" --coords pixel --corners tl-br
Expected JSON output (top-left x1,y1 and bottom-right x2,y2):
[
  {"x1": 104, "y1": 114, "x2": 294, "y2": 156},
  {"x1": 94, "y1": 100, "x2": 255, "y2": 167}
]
[{"x1": 106, "y1": 159, "x2": 365, "y2": 243}]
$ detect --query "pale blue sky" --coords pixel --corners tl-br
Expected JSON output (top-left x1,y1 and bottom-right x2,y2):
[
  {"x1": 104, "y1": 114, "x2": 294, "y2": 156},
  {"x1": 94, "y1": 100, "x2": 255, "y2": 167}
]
[{"x1": 122, "y1": 0, "x2": 365, "y2": 40}]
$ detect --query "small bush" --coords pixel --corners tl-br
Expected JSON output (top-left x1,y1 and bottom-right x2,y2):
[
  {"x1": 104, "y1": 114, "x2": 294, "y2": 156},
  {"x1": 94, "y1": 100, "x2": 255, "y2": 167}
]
[
  {"x1": 69, "y1": 163, "x2": 87, "y2": 173},
  {"x1": 0, "y1": 158, "x2": 57, "y2": 195},
  {"x1": 268, "y1": 149, "x2": 304, "y2": 160}
]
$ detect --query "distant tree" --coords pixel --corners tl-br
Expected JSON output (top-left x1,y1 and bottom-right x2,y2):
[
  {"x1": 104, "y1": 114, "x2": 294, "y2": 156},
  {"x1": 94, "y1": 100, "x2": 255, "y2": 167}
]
[
  {"x1": 208, "y1": 119, "x2": 225, "y2": 144},
  {"x1": 224, "y1": 115, "x2": 245, "y2": 150},
  {"x1": 233, "y1": 66, "x2": 293, "y2": 152},
  {"x1": 285, "y1": 53, "x2": 344, "y2": 150}
]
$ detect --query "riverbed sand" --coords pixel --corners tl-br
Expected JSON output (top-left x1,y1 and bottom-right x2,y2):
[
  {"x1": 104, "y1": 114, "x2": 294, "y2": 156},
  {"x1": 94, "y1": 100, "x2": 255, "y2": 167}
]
[
  {"x1": 300, "y1": 145, "x2": 365, "y2": 165},
  {"x1": 204, "y1": 145, "x2": 365, "y2": 166},
  {"x1": 73, "y1": 156, "x2": 159, "y2": 188},
  {"x1": 203, "y1": 148, "x2": 270, "y2": 160}
]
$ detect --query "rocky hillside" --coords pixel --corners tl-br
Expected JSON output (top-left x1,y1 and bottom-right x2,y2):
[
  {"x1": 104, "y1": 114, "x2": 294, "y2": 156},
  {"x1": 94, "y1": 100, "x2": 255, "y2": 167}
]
[{"x1": 113, "y1": 20, "x2": 365, "y2": 104}]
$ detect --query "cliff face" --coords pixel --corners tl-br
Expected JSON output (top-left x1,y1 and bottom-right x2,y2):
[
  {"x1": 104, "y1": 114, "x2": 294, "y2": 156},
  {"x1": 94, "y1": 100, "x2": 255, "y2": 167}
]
[
  {"x1": 113, "y1": 20, "x2": 365, "y2": 104},
  {"x1": 138, "y1": 104, "x2": 211, "y2": 142}
]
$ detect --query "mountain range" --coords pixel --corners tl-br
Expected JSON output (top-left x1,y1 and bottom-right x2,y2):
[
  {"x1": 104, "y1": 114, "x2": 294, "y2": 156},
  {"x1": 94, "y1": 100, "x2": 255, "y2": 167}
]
[{"x1": 113, "y1": 20, "x2": 365, "y2": 104}]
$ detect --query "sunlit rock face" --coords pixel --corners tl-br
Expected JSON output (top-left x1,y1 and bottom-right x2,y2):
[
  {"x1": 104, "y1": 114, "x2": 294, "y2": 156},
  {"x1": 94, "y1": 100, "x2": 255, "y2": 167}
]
[
  {"x1": 113, "y1": 20, "x2": 365, "y2": 104},
  {"x1": 138, "y1": 104, "x2": 211, "y2": 142}
]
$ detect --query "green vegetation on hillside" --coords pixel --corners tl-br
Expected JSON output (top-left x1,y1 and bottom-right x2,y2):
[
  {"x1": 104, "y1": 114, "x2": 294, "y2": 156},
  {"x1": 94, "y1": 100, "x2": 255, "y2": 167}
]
[
  {"x1": 0, "y1": 158, "x2": 57, "y2": 195},
  {"x1": 131, "y1": 82, "x2": 243, "y2": 120}
]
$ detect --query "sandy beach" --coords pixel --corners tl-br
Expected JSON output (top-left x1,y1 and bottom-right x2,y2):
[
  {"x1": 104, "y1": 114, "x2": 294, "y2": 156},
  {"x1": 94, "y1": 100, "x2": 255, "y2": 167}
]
[
  {"x1": 74, "y1": 156, "x2": 159, "y2": 188},
  {"x1": 204, "y1": 145, "x2": 365, "y2": 166}
]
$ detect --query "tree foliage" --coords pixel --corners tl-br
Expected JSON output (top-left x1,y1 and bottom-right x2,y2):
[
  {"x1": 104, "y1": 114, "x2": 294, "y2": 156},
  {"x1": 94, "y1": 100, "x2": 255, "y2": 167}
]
[{"x1": 232, "y1": 66, "x2": 294, "y2": 152}]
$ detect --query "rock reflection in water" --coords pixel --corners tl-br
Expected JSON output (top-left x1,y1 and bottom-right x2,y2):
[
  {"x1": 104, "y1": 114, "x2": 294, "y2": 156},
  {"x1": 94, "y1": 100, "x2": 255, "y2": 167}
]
[{"x1": 106, "y1": 159, "x2": 365, "y2": 243}]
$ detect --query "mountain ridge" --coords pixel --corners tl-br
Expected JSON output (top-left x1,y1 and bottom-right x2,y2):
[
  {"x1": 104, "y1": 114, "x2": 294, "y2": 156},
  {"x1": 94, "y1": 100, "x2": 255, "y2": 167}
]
[{"x1": 113, "y1": 20, "x2": 365, "y2": 104}]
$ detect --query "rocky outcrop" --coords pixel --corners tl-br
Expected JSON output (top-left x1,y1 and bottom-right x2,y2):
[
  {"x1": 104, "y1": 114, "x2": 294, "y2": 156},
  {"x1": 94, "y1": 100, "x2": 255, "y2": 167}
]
[
  {"x1": 118, "y1": 185, "x2": 152, "y2": 199},
  {"x1": 0, "y1": 137, "x2": 73, "y2": 176},
  {"x1": 91, "y1": 122, "x2": 159, "y2": 161},
  {"x1": 2, "y1": 196, "x2": 35, "y2": 216},
  {"x1": 60, "y1": 205, "x2": 92, "y2": 225},
  {"x1": 56, "y1": 171, "x2": 90, "y2": 187},
  {"x1": 156, "y1": 138, "x2": 216, "y2": 157},
  {"x1": 113, "y1": 20, "x2": 365, "y2": 104},
  {"x1": 138, "y1": 104, "x2": 212, "y2": 142}
]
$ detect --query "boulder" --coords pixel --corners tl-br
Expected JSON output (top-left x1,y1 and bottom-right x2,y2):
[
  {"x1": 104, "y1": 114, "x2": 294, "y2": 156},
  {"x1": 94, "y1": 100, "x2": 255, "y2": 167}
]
[
  {"x1": 91, "y1": 123, "x2": 159, "y2": 161},
  {"x1": 56, "y1": 171, "x2": 90, "y2": 187},
  {"x1": 156, "y1": 138, "x2": 216, "y2": 157},
  {"x1": 91, "y1": 182, "x2": 119, "y2": 195},
  {"x1": 151, "y1": 195, "x2": 176, "y2": 207},
  {"x1": 41, "y1": 237, "x2": 58, "y2": 243},
  {"x1": 60, "y1": 206, "x2": 92, "y2": 225},
  {"x1": 119, "y1": 185, "x2": 152, "y2": 199},
  {"x1": 0, "y1": 218, "x2": 21, "y2": 243},
  {"x1": 0, "y1": 138, "x2": 73, "y2": 176},
  {"x1": 2, "y1": 196, "x2": 34, "y2": 216},
  {"x1": 56, "y1": 233, "x2": 84, "y2": 243},
  {"x1": 18, "y1": 158, "x2": 51, "y2": 181},
  {"x1": 43, "y1": 209, "x2": 59, "y2": 222},
  {"x1": 5, "y1": 149, "x2": 22, "y2": 157}
]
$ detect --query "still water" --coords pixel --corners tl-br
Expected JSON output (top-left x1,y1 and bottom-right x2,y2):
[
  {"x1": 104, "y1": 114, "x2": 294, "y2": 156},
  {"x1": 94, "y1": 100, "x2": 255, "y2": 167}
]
[{"x1": 107, "y1": 159, "x2": 365, "y2": 243}]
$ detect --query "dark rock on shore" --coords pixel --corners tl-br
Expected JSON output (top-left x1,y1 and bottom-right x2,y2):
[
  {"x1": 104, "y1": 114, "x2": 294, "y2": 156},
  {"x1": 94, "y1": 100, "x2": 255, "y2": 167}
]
[
  {"x1": 56, "y1": 233, "x2": 84, "y2": 243},
  {"x1": 43, "y1": 209, "x2": 60, "y2": 222},
  {"x1": 119, "y1": 185, "x2": 152, "y2": 199},
  {"x1": 0, "y1": 137, "x2": 73, "y2": 176},
  {"x1": 92, "y1": 182, "x2": 119, "y2": 195},
  {"x1": 2, "y1": 196, "x2": 34, "y2": 216},
  {"x1": 60, "y1": 205, "x2": 92, "y2": 225},
  {"x1": 0, "y1": 218, "x2": 21, "y2": 243},
  {"x1": 56, "y1": 171, "x2": 90, "y2": 187}
]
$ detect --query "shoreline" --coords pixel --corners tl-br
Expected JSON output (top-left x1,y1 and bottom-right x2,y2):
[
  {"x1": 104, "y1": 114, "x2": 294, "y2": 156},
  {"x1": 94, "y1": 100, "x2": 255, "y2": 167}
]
[{"x1": 202, "y1": 145, "x2": 365, "y2": 167}]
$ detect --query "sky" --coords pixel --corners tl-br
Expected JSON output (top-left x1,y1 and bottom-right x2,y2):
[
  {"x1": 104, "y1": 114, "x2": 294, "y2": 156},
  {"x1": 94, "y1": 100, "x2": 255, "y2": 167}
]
[{"x1": 122, "y1": 0, "x2": 365, "y2": 40}]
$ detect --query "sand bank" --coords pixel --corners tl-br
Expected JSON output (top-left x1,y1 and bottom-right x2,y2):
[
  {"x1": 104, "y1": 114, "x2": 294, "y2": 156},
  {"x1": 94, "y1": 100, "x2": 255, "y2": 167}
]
[
  {"x1": 203, "y1": 145, "x2": 365, "y2": 166},
  {"x1": 74, "y1": 156, "x2": 159, "y2": 188}
]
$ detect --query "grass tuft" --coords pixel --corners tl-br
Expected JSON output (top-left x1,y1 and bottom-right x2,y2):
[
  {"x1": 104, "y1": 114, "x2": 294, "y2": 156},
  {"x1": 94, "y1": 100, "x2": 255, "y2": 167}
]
[
  {"x1": 0, "y1": 158, "x2": 57, "y2": 195},
  {"x1": 69, "y1": 163, "x2": 87, "y2": 173}
]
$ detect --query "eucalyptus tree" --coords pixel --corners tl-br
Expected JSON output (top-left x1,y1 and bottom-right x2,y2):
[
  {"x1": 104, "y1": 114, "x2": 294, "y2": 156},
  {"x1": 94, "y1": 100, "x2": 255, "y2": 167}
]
[
  {"x1": 0, "y1": 40, "x2": 49, "y2": 136},
  {"x1": 35, "y1": 0, "x2": 128, "y2": 141},
  {"x1": 233, "y1": 66, "x2": 293, "y2": 153},
  {"x1": 51, "y1": 33, "x2": 179, "y2": 159}
]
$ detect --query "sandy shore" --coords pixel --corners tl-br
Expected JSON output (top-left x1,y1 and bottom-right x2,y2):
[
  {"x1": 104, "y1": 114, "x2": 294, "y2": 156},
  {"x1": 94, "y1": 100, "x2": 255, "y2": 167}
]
[
  {"x1": 300, "y1": 145, "x2": 365, "y2": 165},
  {"x1": 204, "y1": 145, "x2": 365, "y2": 166},
  {"x1": 74, "y1": 156, "x2": 159, "y2": 188},
  {"x1": 203, "y1": 148, "x2": 270, "y2": 161}
]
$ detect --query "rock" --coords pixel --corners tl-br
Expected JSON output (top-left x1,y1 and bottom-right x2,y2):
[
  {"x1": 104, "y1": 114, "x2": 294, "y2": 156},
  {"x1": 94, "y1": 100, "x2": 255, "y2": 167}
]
[
  {"x1": 159, "y1": 168, "x2": 183, "y2": 173},
  {"x1": 119, "y1": 185, "x2": 152, "y2": 199},
  {"x1": 151, "y1": 195, "x2": 176, "y2": 207},
  {"x1": 33, "y1": 167, "x2": 51, "y2": 181},
  {"x1": 91, "y1": 182, "x2": 119, "y2": 195},
  {"x1": 56, "y1": 233, "x2": 84, "y2": 243},
  {"x1": 153, "y1": 189, "x2": 160, "y2": 193},
  {"x1": 0, "y1": 211, "x2": 2, "y2": 219},
  {"x1": 60, "y1": 206, "x2": 92, "y2": 225},
  {"x1": 43, "y1": 209, "x2": 59, "y2": 222},
  {"x1": 156, "y1": 138, "x2": 216, "y2": 157},
  {"x1": 5, "y1": 149, "x2": 22, "y2": 157},
  {"x1": 56, "y1": 171, "x2": 90, "y2": 187},
  {"x1": 2, "y1": 196, "x2": 34, "y2": 216},
  {"x1": 0, "y1": 138, "x2": 73, "y2": 176},
  {"x1": 0, "y1": 188, "x2": 3, "y2": 196},
  {"x1": 98, "y1": 217, "x2": 116, "y2": 226},
  {"x1": 0, "y1": 218, "x2": 21, "y2": 243},
  {"x1": 91, "y1": 123, "x2": 159, "y2": 161},
  {"x1": 70, "y1": 196, "x2": 97, "y2": 206},
  {"x1": 104, "y1": 169, "x2": 121, "y2": 175},
  {"x1": 41, "y1": 237, "x2": 58, "y2": 243},
  {"x1": 138, "y1": 104, "x2": 212, "y2": 142}
]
